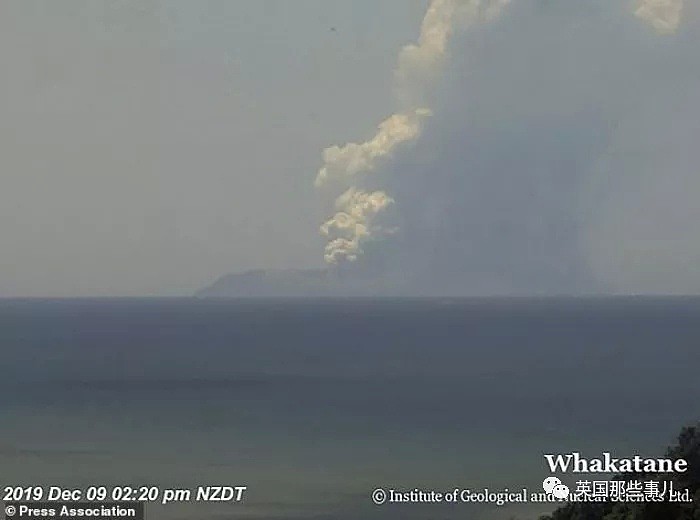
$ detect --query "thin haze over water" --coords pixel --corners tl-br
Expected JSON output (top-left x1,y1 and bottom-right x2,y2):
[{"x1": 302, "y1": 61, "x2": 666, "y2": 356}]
[{"x1": 1, "y1": 298, "x2": 699, "y2": 518}]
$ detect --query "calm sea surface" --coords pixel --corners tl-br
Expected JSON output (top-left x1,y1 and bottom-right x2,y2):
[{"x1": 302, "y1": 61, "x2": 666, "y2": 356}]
[{"x1": 1, "y1": 298, "x2": 699, "y2": 519}]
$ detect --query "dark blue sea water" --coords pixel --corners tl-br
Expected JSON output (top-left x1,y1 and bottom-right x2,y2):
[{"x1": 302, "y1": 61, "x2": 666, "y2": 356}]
[{"x1": 1, "y1": 298, "x2": 699, "y2": 519}]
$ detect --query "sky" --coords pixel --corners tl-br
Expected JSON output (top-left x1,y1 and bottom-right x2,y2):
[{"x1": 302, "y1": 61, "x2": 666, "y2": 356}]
[
  {"x1": 0, "y1": 0, "x2": 427, "y2": 296},
  {"x1": 1, "y1": 0, "x2": 698, "y2": 297}
]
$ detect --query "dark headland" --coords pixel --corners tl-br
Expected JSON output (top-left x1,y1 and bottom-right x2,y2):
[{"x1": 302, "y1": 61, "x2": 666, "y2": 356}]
[{"x1": 195, "y1": 268, "x2": 356, "y2": 298}]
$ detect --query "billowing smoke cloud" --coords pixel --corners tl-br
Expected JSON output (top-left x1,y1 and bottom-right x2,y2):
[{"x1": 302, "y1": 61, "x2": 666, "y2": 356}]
[
  {"x1": 319, "y1": 188, "x2": 395, "y2": 264},
  {"x1": 314, "y1": 109, "x2": 431, "y2": 188},
  {"x1": 635, "y1": 0, "x2": 685, "y2": 34},
  {"x1": 314, "y1": 108, "x2": 429, "y2": 265},
  {"x1": 315, "y1": 0, "x2": 698, "y2": 294},
  {"x1": 394, "y1": 0, "x2": 511, "y2": 107},
  {"x1": 315, "y1": 0, "x2": 512, "y2": 264}
]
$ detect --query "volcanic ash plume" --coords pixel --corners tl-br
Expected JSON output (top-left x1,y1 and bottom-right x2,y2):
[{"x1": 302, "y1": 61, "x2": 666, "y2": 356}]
[
  {"x1": 635, "y1": 0, "x2": 685, "y2": 34},
  {"x1": 320, "y1": 188, "x2": 395, "y2": 264},
  {"x1": 314, "y1": 109, "x2": 431, "y2": 188},
  {"x1": 315, "y1": 0, "x2": 512, "y2": 265},
  {"x1": 395, "y1": 0, "x2": 512, "y2": 107}
]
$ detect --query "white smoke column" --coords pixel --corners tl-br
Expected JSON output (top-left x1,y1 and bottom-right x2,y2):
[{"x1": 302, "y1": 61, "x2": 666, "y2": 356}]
[
  {"x1": 395, "y1": 0, "x2": 512, "y2": 107},
  {"x1": 320, "y1": 188, "x2": 395, "y2": 264},
  {"x1": 314, "y1": 108, "x2": 431, "y2": 188},
  {"x1": 634, "y1": 0, "x2": 685, "y2": 34},
  {"x1": 316, "y1": 0, "x2": 512, "y2": 264}
]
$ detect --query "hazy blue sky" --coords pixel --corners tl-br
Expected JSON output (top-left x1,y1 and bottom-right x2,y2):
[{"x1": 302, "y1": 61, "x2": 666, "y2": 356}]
[
  {"x1": 1, "y1": 0, "x2": 427, "y2": 296},
  {"x1": 1, "y1": 1, "x2": 698, "y2": 297}
]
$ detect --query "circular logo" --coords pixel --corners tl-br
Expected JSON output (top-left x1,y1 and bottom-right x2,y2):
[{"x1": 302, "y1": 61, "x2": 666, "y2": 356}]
[
  {"x1": 553, "y1": 484, "x2": 570, "y2": 500},
  {"x1": 372, "y1": 488, "x2": 387, "y2": 505},
  {"x1": 542, "y1": 476, "x2": 561, "y2": 493}
]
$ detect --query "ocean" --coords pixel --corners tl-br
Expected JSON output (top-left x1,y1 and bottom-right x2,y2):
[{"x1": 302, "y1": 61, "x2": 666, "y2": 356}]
[{"x1": 1, "y1": 298, "x2": 698, "y2": 520}]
